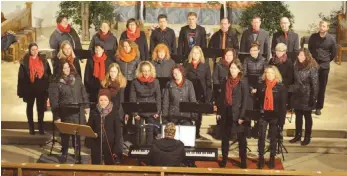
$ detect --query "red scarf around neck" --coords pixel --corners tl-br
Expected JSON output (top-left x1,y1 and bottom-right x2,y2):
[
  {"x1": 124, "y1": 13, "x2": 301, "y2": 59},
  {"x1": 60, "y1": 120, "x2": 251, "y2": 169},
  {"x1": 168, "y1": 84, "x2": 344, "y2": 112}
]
[
  {"x1": 57, "y1": 24, "x2": 71, "y2": 33},
  {"x1": 192, "y1": 60, "x2": 200, "y2": 69},
  {"x1": 138, "y1": 76, "x2": 155, "y2": 83},
  {"x1": 29, "y1": 56, "x2": 44, "y2": 83},
  {"x1": 284, "y1": 31, "x2": 288, "y2": 40},
  {"x1": 175, "y1": 79, "x2": 184, "y2": 87},
  {"x1": 98, "y1": 30, "x2": 110, "y2": 41},
  {"x1": 126, "y1": 27, "x2": 140, "y2": 41},
  {"x1": 225, "y1": 76, "x2": 240, "y2": 105},
  {"x1": 93, "y1": 53, "x2": 107, "y2": 81},
  {"x1": 264, "y1": 79, "x2": 277, "y2": 111}
]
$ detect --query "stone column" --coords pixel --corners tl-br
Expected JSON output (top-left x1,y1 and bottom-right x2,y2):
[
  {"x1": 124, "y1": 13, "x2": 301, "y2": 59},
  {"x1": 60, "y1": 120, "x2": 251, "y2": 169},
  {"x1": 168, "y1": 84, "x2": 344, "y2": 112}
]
[{"x1": 81, "y1": 2, "x2": 90, "y2": 41}]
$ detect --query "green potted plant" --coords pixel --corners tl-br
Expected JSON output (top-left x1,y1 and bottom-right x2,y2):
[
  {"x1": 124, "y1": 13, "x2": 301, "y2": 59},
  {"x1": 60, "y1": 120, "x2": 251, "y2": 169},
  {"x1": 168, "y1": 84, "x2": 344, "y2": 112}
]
[{"x1": 239, "y1": 1, "x2": 295, "y2": 35}]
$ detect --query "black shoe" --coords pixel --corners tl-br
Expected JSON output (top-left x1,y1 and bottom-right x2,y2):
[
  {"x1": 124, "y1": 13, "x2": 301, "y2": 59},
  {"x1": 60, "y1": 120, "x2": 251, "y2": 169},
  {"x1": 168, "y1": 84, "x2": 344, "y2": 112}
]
[
  {"x1": 58, "y1": 154, "x2": 68, "y2": 163},
  {"x1": 268, "y1": 156, "x2": 275, "y2": 169},
  {"x1": 29, "y1": 129, "x2": 35, "y2": 135},
  {"x1": 39, "y1": 130, "x2": 45, "y2": 135},
  {"x1": 301, "y1": 137, "x2": 311, "y2": 146},
  {"x1": 289, "y1": 135, "x2": 301, "y2": 143},
  {"x1": 219, "y1": 159, "x2": 227, "y2": 168},
  {"x1": 240, "y1": 159, "x2": 247, "y2": 169},
  {"x1": 196, "y1": 133, "x2": 201, "y2": 139},
  {"x1": 257, "y1": 157, "x2": 264, "y2": 169},
  {"x1": 315, "y1": 109, "x2": 321, "y2": 115}
]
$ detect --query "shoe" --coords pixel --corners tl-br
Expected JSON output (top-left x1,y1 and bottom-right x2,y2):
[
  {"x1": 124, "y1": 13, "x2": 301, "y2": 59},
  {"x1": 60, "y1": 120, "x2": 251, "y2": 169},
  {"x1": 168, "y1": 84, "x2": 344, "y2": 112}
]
[
  {"x1": 315, "y1": 109, "x2": 321, "y2": 115},
  {"x1": 268, "y1": 156, "x2": 275, "y2": 169},
  {"x1": 240, "y1": 158, "x2": 247, "y2": 169},
  {"x1": 289, "y1": 135, "x2": 301, "y2": 143},
  {"x1": 257, "y1": 157, "x2": 264, "y2": 169},
  {"x1": 195, "y1": 133, "x2": 201, "y2": 139},
  {"x1": 39, "y1": 130, "x2": 45, "y2": 135},
  {"x1": 58, "y1": 154, "x2": 68, "y2": 163},
  {"x1": 301, "y1": 137, "x2": 311, "y2": 146},
  {"x1": 219, "y1": 159, "x2": 227, "y2": 168},
  {"x1": 29, "y1": 129, "x2": 35, "y2": 135}
]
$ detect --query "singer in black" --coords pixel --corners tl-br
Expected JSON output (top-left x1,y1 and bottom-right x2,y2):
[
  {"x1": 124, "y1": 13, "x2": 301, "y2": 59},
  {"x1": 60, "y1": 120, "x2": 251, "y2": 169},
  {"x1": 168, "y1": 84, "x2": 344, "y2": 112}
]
[
  {"x1": 257, "y1": 65, "x2": 286, "y2": 169},
  {"x1": 48, "y1": 59, "x2": 89, "y2": 163},
  {"x1": 130, "y1": 61, "x2": 161, "y2": 145},
  {"x1": 289, "y1": 48, "x2": 318, "y2": 146},
  {"x1": 17, "y1": 43, "x2": 51, "y2": 135},
  {"x1": 88, "y1": 89, "x2": 123, "y2": 165},
  {"x1": 216, "y1": 60, "x2": 248, "y2": 168},
  {"x1": 185, "y1": 46, "x2": 212, "y2": 138},
  {"x1": 148, "y1": 122, "x2": 185, "y2": 166},
  {"x1": 89, "y1": 20, "x2": 118, "y2": 56},
  {"x1": 162, "y1": 65, "x2": 197, "y2": 125}
]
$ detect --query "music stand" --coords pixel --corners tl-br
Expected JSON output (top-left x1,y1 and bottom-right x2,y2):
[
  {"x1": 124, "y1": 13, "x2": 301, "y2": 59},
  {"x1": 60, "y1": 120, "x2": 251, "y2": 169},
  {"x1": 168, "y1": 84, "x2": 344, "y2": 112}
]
[
  {"x1": 238, "y1": 52, "x2": 250, "y2": 64},
  {"x1": 179, "y1": 102, "x2": 214, "y2": 114},
  {"x1": 202, "y1": 48, "x2": 224, "y2": 59},
  {"x1": 171, "y1": 54, "x2": 187, "y2": 64},
  {"x1": 74, "y1": 49, "x2": 92, "y2": 60},
  {"x1": 55, "y1": 122, "x2": 97, "y2": 164}
]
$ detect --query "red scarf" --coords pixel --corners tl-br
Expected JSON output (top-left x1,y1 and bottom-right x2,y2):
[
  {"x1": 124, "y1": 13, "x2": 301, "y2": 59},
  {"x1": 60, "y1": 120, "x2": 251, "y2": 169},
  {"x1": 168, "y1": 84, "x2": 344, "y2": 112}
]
[
  {"x1": 138, "y1": 76, "x2": 155, "y2": 83},
  {"x1": 264, "y1": 79, "x2": 277, "y2": 111},
  {"x1": 221, "y1": 58, "x2": 230, "y2": 68},
  {"x1": 29, "y1": 56, "x2": 44, "y2": 83},
  {"x1": 192, "y1": 60, "x2": 200, "y2": 69},
  {"x1": 284, "y1": 31, "x2": 288, "y2": 40},
  {"x1": 66, "y1": 55, "x2": 74, "y2": 65},
  {"x1": 278, "y1": 53, "x2": 288, "y2": 63},
  {"x1": 98, "y1": 30, "x2": 109, "y2": 41},
  {"x1": 93, "y1": 53, "x2": 107, "y2": 81},
  {"x1": 126, "y1": 27, "x2": 140, "y2": 41},
  {"x1": 57, "y1": 24, "x2": 71, "y2": 33},
  {"x1": 175, "y1": 79, "x2": 184, "y2": 88},
  {"x1": 225, "y1": 77, "x2": 240, "y2": 105}
]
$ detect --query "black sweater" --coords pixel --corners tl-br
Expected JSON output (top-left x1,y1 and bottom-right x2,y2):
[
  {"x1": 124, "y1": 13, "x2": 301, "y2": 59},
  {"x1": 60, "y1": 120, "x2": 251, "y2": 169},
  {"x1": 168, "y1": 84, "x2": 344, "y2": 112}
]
[
  {"x1": 150, "y1": 27, "x2": 177, "y2": 55},
  {"x1": 308, "y1": 32, "x2": 336, "y2": 69}
]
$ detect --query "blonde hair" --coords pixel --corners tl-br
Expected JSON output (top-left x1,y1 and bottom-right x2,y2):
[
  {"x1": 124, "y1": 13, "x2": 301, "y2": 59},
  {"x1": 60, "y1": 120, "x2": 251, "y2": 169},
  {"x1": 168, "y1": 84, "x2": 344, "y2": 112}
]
[
  {"x1": 262, "y1": 65, "x2": 283, "y2": 82},
  {"x1": 101, "y1": 63, "x2": 127, "y2": 88},
  {"x1": 164, "y1": 122, "x2": 176, "y2": 138},
  {"x1": 188, "y1": 46, "x2": 205, "y2": 63},
  {"x1": 152, "y1": 43, "x2": 171, "y2": 61},
  {"x1": 275, "y1": 43, "x2": 287, "y2": 52},
  {"x1": 135, "y1": 61, "x2": 156, "y2": 78},
  {"x1": 319, "y1": 20, "x2": 330, "y2": 26},
  {"x1": 57, "y1": 40, "x2": 76, "y2": 59}
]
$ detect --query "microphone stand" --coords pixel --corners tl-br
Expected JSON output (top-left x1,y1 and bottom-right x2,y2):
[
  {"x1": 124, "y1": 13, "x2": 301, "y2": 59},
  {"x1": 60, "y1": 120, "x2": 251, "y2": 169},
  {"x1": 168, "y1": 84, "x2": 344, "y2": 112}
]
[{"x1": 100, "y1": 109, "x2": 104, "y2": 165}]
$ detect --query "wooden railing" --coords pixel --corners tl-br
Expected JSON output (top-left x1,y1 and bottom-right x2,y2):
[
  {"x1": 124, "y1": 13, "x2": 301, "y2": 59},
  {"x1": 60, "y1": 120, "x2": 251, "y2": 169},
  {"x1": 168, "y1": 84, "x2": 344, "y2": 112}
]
[{"x1": 2, "y1": 162, "x2": 347, "y2": 176}]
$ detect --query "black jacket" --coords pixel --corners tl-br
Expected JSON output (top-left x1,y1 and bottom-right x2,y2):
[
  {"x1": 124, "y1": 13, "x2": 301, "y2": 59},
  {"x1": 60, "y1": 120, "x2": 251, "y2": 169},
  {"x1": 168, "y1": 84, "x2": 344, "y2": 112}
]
[
  {"x1": 271, "y1": 31, "x2": 299, "y2": 54},
  {"x1": 49, "y1": 27, "x2": 82, "y2": 53},
  {"x1": 240, "y1": 28, "x2": 270, "y2": 59},
  {"x1": 308, "y1": 32, "x2": 337, "y2": 69},
  {"x1": 48, "y1": 76, "x2": 89, "y2": 123},
  {"x1": 120, "y1": 31, "x2": 149, "y2": 61},
  {"x1": 51, "y1": 56, "x2": 82, "y2": 77},
  {"x1": 243, "y1": 55, "x2": 268, "y2": 90},
  {"x1": 162, "y1": 79, "x2": 197, "y2": 120},
  {"x1": 185, "y1": 62, "x2": 212, "y2": 103},
  {"x1": 148, "y1": 138, "x2": 185, "y2": 166},
  {"x1": 269, "y1": 57, "x2": 294, "y2": 88},
  {"x1": 84, "y1": 55, "x2": 113, "y2": 103},
  {"x1": 115, "y1": 57, "x2": 141, "y2": 81},
  {"x1": 212, "y1": 61, "x2": 228, "y2": 103},
  {"x1": 17, "y1": 53, "x2": 51, "y2": 102},
  {"x1": 150, "y1": 27, "x2": 177, "y2": 55},
  {"x1": 89, "y1": 32, "x2": 118, "y2": 56},
  {"x1": 257, "y1": 81, "x2": 287, "y2": 123},
  {"x1": 87, "y1": 105, "x2": 122, "y2": 155},
  {"x1": 208, "y1": 29, "x2": 239, "y2": 51},
  {"x1": 177, "y1": 25, "x2": 207, "y2": 56},
  {"x1": 151, "y1": 59, "x2": 175, "y2": 78},
  {"x1": 216, "y1": 79, "x2": 248, "y2": 121},
  {"x1": 129, "y1": 79, "x2": 161, "y2": 117},
  {"x1": 289, "y1": 64, "x2": 318, "y2": 111}
]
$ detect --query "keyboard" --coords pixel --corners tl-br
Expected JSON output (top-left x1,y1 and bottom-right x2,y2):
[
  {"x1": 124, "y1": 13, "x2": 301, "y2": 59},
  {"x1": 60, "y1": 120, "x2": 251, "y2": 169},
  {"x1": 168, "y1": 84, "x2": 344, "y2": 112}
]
[{"x1": 128, "y1": 145, "x2": 218, "y2": 161}]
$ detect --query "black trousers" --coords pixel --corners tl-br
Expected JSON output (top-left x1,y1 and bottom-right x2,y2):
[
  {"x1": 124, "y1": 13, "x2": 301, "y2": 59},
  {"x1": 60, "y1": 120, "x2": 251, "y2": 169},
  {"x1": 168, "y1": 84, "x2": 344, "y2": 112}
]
[
  {"x1": 294, "y1": 109, "x2": 312, "y2": 137},
  {"x1": 135, "y1": 116, "x2": 159, "y2": 145},
  {"x1": 61, "y1": 134, "x2": 80, "y2": 155},
  {"x1": 316, "y1": 67, "x2": 330, "y2": 109},
  {"x1": 195, "y1": 113, "x2": 202, "y2": 135},
  {"x1": 26, "y1": 92, "x2": 46, "y2": 132},
  {"x1": 91, "y1": 140, "x2": 115, "y2": 165},
  {"x1": 258, "y1": 118, "x2": 278, "y2": 157}
]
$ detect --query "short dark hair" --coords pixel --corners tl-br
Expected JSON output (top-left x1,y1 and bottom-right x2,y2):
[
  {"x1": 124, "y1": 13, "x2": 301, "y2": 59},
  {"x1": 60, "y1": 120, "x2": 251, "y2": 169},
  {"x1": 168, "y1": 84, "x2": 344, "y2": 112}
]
[
  {"x1": 187, "y1": 12, "x2": 197, "y2": 18},
  {"x1": 94, "y1": 42, "x2": 105, "y2": 51},
  {"x1": 220, "y1": 18, "x2": 230, "y2": 24},
  {"x1": 56, "y1": 15, "x2": 68, "y2": 24},
  {"x1": 250, "y1": 41, "x2": 260, "y2": 50},
  {"x1": 126, "y1": 18, "x2": 138, "y2": 28},
  {"x1": 158, "y1": 14, "x2": 167, "y2": 21},
  {"x1": 252, "y1": 16, "x2": 261, "y2": 21}
]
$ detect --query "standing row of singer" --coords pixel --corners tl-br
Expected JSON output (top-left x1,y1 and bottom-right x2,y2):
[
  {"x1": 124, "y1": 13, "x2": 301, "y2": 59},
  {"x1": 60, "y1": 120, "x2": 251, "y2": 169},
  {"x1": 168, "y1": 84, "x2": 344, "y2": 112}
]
[{"x1": 17, "y1": 12, "x2": 336, "y2": 167}]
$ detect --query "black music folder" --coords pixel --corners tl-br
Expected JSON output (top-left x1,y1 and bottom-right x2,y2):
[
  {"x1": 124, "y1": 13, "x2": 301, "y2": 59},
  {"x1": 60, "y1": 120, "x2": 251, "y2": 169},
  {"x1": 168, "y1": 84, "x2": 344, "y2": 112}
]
[
  {"x1": 179, "y1": 102, "x2": 214, "y2": 114},
  {"x1": 122, "y1": 102, "x2": 158, "y2": 114},
  {"x1": 171, "y1": 54, "x2": 187, "y2": 64},
  {"x1": 202, "y1": 48, "x2": 224, "y2": 58}
]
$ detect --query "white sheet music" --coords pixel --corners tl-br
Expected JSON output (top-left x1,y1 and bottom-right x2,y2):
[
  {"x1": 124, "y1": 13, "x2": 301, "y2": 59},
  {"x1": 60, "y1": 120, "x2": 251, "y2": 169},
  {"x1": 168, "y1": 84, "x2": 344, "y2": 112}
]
[{"x1": 161, "y1": 125, "x2": 196, "y2": 147}]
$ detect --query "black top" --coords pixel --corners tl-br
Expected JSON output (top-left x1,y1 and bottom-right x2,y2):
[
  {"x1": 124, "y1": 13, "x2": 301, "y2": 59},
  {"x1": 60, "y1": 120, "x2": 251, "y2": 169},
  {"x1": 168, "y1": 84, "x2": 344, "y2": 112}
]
[
  {"x1": 308, "y1": 32, "x2": 336, "y2": 69},
  {"x1": 178, "y1": 25, "x2": 207, "y2": 56},
  {"x1": 269, "y1": 57, "x2": 294, "y2": 88},
  {"x1": 271, "y1": 31, "x2": 299, "y2": 54},
  {"x1": 89, "y1": 32, "x2": 118, "y2": 56},
  {"x1": 150, "y1": 27, "x2": 177, "y2": 55},
  {"x1": 148, "y1": 138, "x2": 185, "y2": 166},
  {"x1": 208, "y1": 29, "x2": 239, "y2": 51}
]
